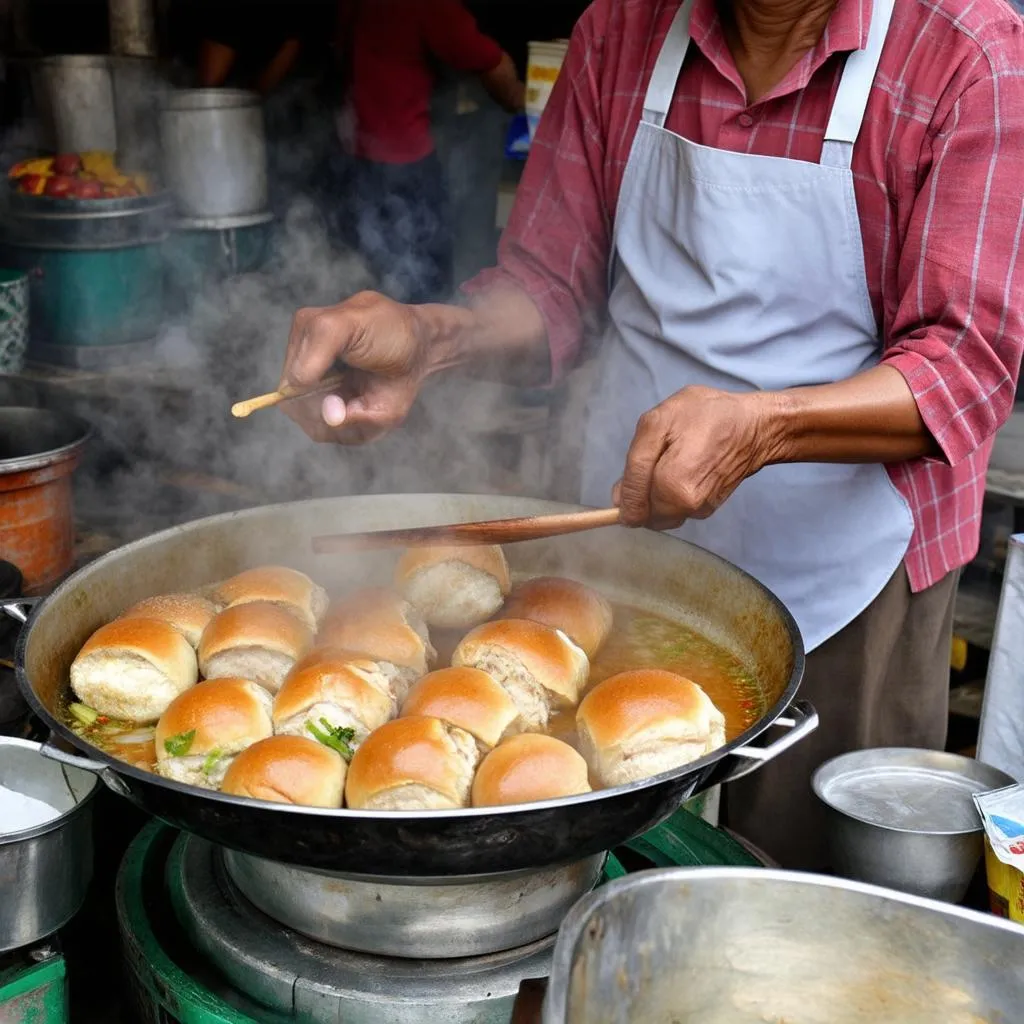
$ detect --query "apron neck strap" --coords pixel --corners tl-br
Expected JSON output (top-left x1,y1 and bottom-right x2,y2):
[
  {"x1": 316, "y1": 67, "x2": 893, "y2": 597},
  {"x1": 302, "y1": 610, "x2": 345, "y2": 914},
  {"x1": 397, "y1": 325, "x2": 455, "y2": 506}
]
[
  {"x1": 822, "y1": 0, "x2": 896, "y2": 166},
  {"x1": 643, "y1": 0, "x2": 896, "y2": 165},
  {"x1": 642, "y1": 0, "x2": 696, "y2": 128}
]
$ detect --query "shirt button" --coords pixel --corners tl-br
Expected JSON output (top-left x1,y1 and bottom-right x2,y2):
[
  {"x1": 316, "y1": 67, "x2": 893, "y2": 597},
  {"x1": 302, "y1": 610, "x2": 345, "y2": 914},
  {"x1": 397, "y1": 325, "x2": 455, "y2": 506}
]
[{"x1": 738, "y1": 113, "x2": 754, "y2": 128}]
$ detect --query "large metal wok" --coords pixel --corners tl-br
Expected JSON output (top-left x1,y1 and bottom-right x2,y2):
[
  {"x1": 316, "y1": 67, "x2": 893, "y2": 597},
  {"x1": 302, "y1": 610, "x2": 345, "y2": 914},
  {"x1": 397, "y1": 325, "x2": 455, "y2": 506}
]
[{"x1": 7, "y1": 495, "x2": 812, "y2": 878}]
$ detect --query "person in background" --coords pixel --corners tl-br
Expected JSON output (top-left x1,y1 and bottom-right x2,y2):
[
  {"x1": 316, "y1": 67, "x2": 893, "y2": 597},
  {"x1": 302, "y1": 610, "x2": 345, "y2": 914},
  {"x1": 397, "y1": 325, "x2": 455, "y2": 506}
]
[{"x1": 331, "y1": 0, "x2": 525, "y2": 304}]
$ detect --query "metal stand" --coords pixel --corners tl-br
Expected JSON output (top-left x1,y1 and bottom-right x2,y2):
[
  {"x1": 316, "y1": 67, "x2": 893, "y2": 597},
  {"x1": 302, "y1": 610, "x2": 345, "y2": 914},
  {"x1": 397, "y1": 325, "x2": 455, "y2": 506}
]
[{"x1": 977, "y1": 532, "x2": 1024, "y2": 782}]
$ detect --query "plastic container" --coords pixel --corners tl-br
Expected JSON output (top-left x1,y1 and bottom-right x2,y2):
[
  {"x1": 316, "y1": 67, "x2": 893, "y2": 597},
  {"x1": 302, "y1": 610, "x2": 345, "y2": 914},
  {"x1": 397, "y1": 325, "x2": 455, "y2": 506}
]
[
  {"x1": 0, "y1": 271, "x2": 29, "y2": 374},
  {"x1": 976, "y1": 784, "x2": 1024, "y2": 922},
  {"x1": 526, "y1": 41, "x2": 569, "y2": 142}
]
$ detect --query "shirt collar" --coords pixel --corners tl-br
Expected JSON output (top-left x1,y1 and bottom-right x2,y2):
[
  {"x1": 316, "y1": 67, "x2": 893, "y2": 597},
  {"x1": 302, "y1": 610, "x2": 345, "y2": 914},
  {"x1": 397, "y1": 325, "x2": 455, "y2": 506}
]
[{"x1": 687, "y1": 0, "x2": 873, "y2": 104}]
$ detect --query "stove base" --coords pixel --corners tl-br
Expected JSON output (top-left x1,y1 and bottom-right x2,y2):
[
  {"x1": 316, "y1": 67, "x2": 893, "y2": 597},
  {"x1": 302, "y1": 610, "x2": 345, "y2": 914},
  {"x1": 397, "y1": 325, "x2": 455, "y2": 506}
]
[{"x1": 0, "y1": 944, "x2": 68, "y2": 1024}]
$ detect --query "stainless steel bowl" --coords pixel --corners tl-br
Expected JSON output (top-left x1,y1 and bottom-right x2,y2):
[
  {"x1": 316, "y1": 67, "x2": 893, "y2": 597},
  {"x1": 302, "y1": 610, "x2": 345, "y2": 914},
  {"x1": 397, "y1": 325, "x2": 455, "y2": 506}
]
[
  {"x1": 0, "y1": 736, "x2": 99, "y2": 952},
  {"x1": 812, "y1": 747, "x2": 1015, "y2": 903},
  {"x1": 541, "y1": 867, "x2": 1024, "y2": 1023},
  {"x1": 221, "y1": 847, "x2": 605, "y2": 958}
]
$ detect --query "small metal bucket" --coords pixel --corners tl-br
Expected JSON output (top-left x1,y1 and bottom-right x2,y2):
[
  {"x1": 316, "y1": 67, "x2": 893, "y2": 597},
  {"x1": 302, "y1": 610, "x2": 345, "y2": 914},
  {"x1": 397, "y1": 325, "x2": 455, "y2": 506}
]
[{"x1": 0, "y1": 737, "x2": 99, "y2": 953}]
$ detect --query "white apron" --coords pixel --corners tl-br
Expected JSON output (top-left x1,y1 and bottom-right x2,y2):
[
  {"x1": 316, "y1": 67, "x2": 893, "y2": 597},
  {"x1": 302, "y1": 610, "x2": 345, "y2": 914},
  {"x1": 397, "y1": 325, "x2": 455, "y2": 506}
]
[{"x1": 580, "y1": 0, "x2": 914, "y2": 652}]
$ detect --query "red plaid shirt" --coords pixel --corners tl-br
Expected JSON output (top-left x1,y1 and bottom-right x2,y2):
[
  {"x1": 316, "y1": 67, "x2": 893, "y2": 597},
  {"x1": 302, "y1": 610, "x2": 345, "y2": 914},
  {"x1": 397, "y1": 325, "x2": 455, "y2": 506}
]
[{"x1": 464, "y1": 0, "x2": 1024, "y2": 592}]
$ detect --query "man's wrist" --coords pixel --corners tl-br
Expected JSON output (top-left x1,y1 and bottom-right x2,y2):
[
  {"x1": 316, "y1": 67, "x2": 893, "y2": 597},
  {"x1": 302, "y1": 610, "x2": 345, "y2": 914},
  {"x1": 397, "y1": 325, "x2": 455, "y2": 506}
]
[
  {"x1": 748, "y1": 388, "x2": 798, "y2": 467},
  {"x1": 417, "y1": 302, "x2": 480, "y2": 377}
]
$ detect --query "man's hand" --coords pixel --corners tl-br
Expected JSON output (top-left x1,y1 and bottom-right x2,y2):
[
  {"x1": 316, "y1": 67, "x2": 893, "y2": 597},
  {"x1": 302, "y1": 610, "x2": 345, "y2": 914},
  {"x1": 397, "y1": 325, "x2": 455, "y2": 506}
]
[
  {"x1": 279, "y1": 291, "x2": 436, "y2": 444},
  {"x1": 613, "y1": 386, "x2": 777, "y2": 530}
]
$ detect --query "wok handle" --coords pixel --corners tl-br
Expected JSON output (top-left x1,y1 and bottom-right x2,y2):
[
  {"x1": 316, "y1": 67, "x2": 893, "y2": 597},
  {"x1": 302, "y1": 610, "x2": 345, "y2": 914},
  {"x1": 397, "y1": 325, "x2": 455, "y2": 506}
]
[
  {"x1": 0, "y1": 597, "x2": 39, "y2": 625},
  {"x1": 717, "y1": 699, "x2": 819, "y2": 784},
  {"x1": 40, "y1": 734, "x2": 131, "y2": 796}
]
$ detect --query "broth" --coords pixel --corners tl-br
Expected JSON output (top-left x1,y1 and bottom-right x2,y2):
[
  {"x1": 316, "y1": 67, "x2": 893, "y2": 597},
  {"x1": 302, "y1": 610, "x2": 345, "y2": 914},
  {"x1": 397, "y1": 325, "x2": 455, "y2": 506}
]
[{"x1": 64, "y1": 602, "x2": 766, "y2": 777}]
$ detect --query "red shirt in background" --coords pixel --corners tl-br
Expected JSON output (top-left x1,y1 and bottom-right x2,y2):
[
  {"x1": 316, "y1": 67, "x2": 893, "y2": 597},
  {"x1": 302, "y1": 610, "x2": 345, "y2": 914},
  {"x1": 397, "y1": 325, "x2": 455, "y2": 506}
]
[{"x1": 338, "y1": 0, "x2": 503, "y2": 164}]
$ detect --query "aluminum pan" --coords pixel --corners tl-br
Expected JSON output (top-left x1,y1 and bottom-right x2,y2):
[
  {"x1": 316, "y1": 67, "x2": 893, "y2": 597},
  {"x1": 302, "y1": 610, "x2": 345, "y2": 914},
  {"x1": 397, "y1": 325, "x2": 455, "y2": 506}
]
[{"x1": 16, "y1": 494, "x2": 805, "y2": 877}]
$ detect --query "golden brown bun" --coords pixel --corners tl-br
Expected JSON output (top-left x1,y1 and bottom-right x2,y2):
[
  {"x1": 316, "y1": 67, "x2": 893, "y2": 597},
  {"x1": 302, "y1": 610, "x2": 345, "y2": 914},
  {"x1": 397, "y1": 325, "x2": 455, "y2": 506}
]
[
  {"x1": 501, "y1": 577, "x2": 613, "y2": 658},
  {"x1": 221, "y1": 735, "x2": 346, "y2": 808},
  {"x1": 471, "y1": 734, "x2": 591, "y2": 807},
  {"x1": 155, "y1": 678, "x2": 273, "y2": 761},
  {"x1": 576, "y1": 670, "x2": 727, "y2": 787},
  {"x1": 344, "y1": 716, "x2": 477, "y2": 811},
  {"x1": 318, "y1": 588, "x2": 434, "y2": 675},
  {"x1": 401, "y1": 667, "x2": 518, "y2": 750},
  {"x1": 119, "y1": 594, "x2": 218, "y2": 649},
  {"x1": 211, "y1": 566, "x2": 328, "y2": 631},
  {"x1": 451, "y1": 619, "x2": 589, "y2": 731},
  {"x1": 273, "y1": 657, "x2": 394, "y2": 737},
  {"x1": 198, "y1": 602, "x2": 313, "y2": 693},
  {"x1": 70, "y1": 618, "x2": 198, "y2": 723},
  {"x1": 395, "y1": 545, "x2": 511, "y2": 629}
]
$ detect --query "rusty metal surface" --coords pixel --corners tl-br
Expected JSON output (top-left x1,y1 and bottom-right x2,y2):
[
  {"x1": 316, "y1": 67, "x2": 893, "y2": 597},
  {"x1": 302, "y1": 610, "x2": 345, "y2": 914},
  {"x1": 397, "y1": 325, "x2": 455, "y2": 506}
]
[{"x1": 16, "y1": 494, "x2": 805, "y2": 877}]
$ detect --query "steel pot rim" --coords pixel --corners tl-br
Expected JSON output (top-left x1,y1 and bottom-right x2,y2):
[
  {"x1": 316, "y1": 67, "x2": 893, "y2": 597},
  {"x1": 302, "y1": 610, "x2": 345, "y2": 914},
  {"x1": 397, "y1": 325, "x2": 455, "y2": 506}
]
[
  {"x1": 161, "y1": 88, "x2": 261, "y2": 111},
  {"x1": 0, "y1": 735, "x2": 99, "y2": 846},
  {"x1": 15, "y1": 496, "x2": 807, "y2": 826},
  {"x1": 0, "y1": 406, "x2": 92, "y2": 475},
  {"x1": 811, "y1": 746, "x2": 1015, "y2": 838}
]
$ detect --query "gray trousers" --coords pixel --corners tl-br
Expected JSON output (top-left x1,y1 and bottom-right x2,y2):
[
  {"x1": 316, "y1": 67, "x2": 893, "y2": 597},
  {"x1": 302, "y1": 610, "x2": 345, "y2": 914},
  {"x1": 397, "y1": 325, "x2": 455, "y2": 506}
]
[{"x1": 725, "y1": 562, "x2": 959, "y2": 871}]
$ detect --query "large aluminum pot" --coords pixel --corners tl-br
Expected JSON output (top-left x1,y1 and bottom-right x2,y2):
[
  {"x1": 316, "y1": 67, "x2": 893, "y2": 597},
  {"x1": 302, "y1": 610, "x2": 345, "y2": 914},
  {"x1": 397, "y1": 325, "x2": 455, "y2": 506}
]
[
  {"x1": 0, "y1": 736, "x2": 99, "y2": 952},
  {"x1": 10, "y1": 495, "x2": 810, "y2": 878},
  {"x1": 541, "y1": 867, "x2": 1024, "y2": 1023},
  {"x1": 159, "y1": 89, "x2": 269, "y2": 229},
  {"x1": 33, "y1": 56, "x2": 117, "y2": 154}
]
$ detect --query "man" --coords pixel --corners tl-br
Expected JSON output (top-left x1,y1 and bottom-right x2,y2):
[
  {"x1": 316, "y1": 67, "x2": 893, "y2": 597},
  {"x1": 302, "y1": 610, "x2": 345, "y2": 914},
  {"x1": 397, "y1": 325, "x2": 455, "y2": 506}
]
[
  {"x1": 277, "y1": 0, "x2": 1024, "y2": 868},
  {"x1": 330, "y1": 0, "x2": 525, "y2": 303}
]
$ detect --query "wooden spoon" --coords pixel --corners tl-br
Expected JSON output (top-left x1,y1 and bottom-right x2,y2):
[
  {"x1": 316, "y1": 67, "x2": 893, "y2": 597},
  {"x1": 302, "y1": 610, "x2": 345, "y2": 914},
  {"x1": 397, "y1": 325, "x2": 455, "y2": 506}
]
[
  {"x1": 312, "y1": 507, "x2": 622, "y2": 554},
  {"x1": 231, "y1": 373, "x2": 345, "y2": 419}
]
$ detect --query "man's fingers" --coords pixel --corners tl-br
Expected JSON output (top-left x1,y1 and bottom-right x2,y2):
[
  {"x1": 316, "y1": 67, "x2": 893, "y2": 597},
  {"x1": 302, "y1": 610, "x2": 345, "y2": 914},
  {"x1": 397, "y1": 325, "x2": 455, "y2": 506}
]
[
  {"x1": 618, "y1": 412, "x2": 668, "y2": 527},
  {"x1": 282, "y1": 306, "x2": 351, "y2": 390}
]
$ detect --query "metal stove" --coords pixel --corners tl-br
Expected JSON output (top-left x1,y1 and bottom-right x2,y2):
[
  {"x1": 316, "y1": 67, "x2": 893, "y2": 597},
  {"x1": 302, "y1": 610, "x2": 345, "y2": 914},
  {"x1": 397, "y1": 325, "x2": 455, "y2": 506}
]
[{"x1": 118, "y1": 813, "x2": 764, "y2": 1024}]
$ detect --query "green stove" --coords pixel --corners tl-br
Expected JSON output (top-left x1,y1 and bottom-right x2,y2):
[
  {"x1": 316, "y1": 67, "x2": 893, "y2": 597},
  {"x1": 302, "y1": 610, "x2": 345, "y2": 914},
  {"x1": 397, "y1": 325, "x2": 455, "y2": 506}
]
[{"x1": 115, "y1": 812, "x2": 762, "y2": 1024}]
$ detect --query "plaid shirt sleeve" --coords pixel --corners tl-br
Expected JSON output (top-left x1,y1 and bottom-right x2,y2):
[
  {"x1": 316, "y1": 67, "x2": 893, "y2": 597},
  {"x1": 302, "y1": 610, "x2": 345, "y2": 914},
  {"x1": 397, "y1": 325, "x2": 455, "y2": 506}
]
[
  {"x1": 462, "y1": 12, "x2": 611, "y2": 380},
  {"x1": 882, "y1": 36, "x2": 1024, "y2": 467}
]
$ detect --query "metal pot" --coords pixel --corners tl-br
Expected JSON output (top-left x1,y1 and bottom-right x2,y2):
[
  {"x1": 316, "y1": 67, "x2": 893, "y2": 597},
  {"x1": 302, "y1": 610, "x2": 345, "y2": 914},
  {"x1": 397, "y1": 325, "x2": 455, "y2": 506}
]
[
  {"x1": 10, "y1": 495, "x2": 812, "y2": 878},
  {"x1": 221, "y1": 847, "x2": 606, "y2": 958},
  {"x1": 32, "y1": 56, "x2": 117, "y2": 154},
  {"x1": 0, "y1": 736, "x2": 99, "y2": 952},
  {"x1": 812, "y1": 748, "x2": 1015, "y2": 903},
  {"x1": 159, "y1": 89, "x2": 270, "y2": 229},
  {"x1": 0, "y1": 407, "x2": 91, "y2": 594},
  {"x1": 541, "y1": 867, "x2": 1024, "y2": 1023}
]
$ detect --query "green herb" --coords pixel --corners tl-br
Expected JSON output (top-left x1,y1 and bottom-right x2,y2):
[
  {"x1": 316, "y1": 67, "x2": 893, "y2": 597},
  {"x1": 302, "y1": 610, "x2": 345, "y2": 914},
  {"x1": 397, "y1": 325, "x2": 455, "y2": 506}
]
[
  {"x1": 69, "y1": 703, "x2": 99, "y2": 727},
  {"x1": 201, "y1": 748, "x2": 223, "y2": 777},
  {"x1": 306, "y1": 719, "x2": 356, "y2": 761},
  {"x1": 164, "y1": 729, "x2": 196, "y2": 757}
]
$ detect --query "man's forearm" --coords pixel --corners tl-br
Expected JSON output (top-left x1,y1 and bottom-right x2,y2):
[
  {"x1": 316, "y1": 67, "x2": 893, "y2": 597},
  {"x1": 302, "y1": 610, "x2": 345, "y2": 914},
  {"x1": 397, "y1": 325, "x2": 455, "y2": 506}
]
[
  {"x1": 420, "y1": 284, "x2": 550, "y2": 386},
  {"x1": 758, "y1": 364, "x2": 941, "y2": 465}
]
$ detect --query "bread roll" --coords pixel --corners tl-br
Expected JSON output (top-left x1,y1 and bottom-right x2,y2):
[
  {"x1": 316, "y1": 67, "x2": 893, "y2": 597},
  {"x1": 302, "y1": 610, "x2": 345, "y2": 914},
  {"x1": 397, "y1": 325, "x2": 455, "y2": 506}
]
[
  {"x1": 576, "y1": 670, "x2": 727, "y2": 787},
  {"x1": 273, "y1": 656, "x2": 394, "y2": 749},
  {"x1": 395, "y1": 545, "x2": 511, "y2": 629},
  {"x1": 199, "y1": 602, "x2": 313, "y2": 694},
  {"x1": 155, "y1": 678, "x2": 273, "y2": 789},
  {"x1": 401, "y1": 667, "x2": 518, "y2": 751},
  {"x1": 290, "y1": 646, "x2": 403, "y2": 713},
  {"x1": 318, "y1": 588, "x2": 435, "y2": 702},
  {"x1": 222, "y1": 735, "x2": 346, "y2": 808},
  {"x1": 119, "y1": 593, "x2": 218, "y2": 649},
  {"x1": 452, "y1": 619, "x2": 589, "y2": 733},
  {"x1": 212, "y1": 566, "x2": 328, "y2": 631},
  {"x1": 501, "y1": 577, "x2": 613, "y2": 658},
  {"x1": 344, "y1": 716, "x2": 478, "y2": 811},
  {"x1": 472, "y1": 734, "x2": 591, "y2": 807},
  {"x1": 70, "y1": 618, "x2": 198, "y2": 723}
]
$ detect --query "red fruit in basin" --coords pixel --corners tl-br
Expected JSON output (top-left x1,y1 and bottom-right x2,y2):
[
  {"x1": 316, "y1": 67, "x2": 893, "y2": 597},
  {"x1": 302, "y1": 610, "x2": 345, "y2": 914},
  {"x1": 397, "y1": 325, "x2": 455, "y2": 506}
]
[
  {"x1": 73, "y1": 180, "x2": 104, "y2": 199},
  {"x1": 43, "y1": 175, "x2": 76, "y2": 198},
  {"x1": 52, "y1": 153, "x2": 83, "y2": 176}
]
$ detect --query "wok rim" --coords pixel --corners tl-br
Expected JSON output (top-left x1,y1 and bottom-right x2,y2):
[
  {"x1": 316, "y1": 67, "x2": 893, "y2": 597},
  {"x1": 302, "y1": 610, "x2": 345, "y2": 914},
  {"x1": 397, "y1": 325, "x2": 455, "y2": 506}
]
[{"x1": 16, "y1": 495, "x2": 806, "y2": 823}]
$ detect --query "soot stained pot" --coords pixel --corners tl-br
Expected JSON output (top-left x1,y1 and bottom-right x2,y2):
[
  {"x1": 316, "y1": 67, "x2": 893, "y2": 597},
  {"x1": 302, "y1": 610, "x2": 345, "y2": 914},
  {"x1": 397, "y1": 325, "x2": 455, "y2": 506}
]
[
  {"x1": 7, "y1": 495, "x2": 811, "y2": 878},
  {"x1": 0, "y1": 406, "x2": 91, "y2": 595}
]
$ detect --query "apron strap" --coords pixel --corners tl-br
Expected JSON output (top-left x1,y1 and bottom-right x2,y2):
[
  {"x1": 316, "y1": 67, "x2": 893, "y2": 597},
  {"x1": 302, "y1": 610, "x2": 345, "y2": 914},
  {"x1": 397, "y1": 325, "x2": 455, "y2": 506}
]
[
  {"x1": 642, "y1": 0, "x2": 696, "y2": 128},
  {"x1": 821, "y1": 0, "x2": 897, "y2": 168}
]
